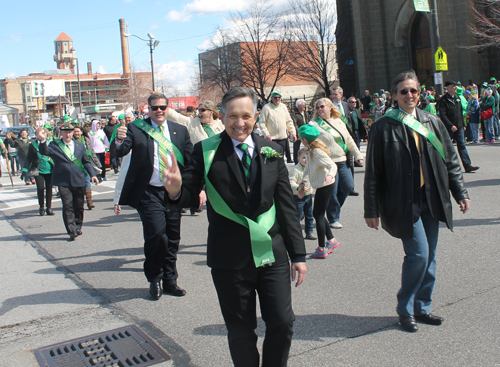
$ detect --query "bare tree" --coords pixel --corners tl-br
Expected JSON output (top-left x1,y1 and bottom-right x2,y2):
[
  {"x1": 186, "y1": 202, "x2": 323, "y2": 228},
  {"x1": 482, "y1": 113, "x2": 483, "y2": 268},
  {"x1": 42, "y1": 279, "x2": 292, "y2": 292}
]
[
  {"x1": 285, "y1": 0, "x2": 338, "y2": 96},
  {"x1": 199, "y1": 27, "x2": 241, "y2": 95},
  {"x1": 119, "y1": 64, "x2": 153, "y2": 111},
  {"x1": 229, "y1": 0, "x2": 293, "y2": 102},
  {"x1": 468, "y1": 0, "x2": 500, "y2": 48}
]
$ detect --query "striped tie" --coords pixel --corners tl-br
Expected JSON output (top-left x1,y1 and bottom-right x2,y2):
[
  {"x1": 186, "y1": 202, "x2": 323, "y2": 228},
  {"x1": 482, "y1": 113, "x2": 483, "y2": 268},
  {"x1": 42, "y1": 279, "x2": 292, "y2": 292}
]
[
  {"x1": 158, "y1": 125, "x2": 167, "y2": 180},
  {"x1": 237, "y1": 143, "x2": 252, "y2": 184}
]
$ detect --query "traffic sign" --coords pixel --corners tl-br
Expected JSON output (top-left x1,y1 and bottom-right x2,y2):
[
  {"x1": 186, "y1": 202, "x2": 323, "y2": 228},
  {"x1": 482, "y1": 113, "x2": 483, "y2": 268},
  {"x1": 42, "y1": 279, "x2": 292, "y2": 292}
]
[{"x1": 435, "y1": 46, "x2": 448, "y2": 71}]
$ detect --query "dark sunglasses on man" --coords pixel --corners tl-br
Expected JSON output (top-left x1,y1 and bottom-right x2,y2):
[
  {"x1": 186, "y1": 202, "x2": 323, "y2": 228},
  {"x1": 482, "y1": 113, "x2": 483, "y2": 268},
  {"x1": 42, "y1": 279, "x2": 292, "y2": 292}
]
[
  {"x1": 150, "y1": 105, "x2": 168, "y2": 111},
  {"x1": 400, "y1": 88, "x2": 419, "y2": 96}
]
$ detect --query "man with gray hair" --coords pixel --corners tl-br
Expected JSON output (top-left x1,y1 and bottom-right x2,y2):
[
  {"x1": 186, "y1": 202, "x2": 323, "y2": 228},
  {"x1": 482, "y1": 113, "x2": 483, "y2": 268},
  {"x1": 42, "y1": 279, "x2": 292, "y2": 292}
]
[
  {"x1": 292, "y1": 98, "x2": 308, "y2": 163},
  {"x1": 331, "y1": 86, "x2": 349, "y2": 117},
  {"x1": 162, "y1": 87, "x2": 307, "y2": 367}
]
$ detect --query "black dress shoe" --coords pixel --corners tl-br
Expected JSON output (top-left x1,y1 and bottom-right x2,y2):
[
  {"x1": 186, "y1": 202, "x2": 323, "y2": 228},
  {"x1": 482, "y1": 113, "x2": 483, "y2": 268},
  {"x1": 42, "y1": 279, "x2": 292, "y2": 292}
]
[
  {"x1": 76, "y1": 229, "x2": 82, "y2": 236},
  {"x1": 190, "y1": 208, "x2": 203, "y2": 215},
  {"x1": 69, "y1": 233, "x2": 78, "y2": 241},
  {"x1": 149, "y1": 281, "x2": 163, "y2": 300},
  {"x1": 349, "y1": 190, "x2": 360, "y2": 196},
  {"x1": 46, "y1": 208, "x2": 55, "y2": 215},
  {"x1": 415, "y1": 313, "x2": 444, "y2": 325},
  {"x1": 39, "y1": 207, "x2": 45, "y2": 216},
  {"x1": 399, "y1": 315, "x2": 418, "y2": 332},
  {"x1": 163, "y1": 284, "x2": 186, "y2": 297}
]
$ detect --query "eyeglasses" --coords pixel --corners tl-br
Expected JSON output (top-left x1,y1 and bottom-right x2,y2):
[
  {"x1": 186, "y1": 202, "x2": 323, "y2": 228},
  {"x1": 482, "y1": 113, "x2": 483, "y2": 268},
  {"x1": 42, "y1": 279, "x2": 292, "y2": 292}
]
[
  {"x1": 349, "y1": 101, "x2": 357, "y2": 103},
  {"x1": 399, "y1": 88, "x2": 418, "y2": 96},
  {"x1": 150, "y1": 105, "x2": 168, "y2": 111},
  {"x1": 198, "y1": 108, "x2": 207, "y2": 113},
  {"x1": 272, "y1": 96, "x2": 281, "y2": 99}
]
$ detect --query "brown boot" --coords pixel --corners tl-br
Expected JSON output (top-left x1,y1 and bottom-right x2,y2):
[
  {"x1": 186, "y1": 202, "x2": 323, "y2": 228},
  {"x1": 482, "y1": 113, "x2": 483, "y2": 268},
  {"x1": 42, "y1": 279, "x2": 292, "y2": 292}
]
[{"x1": 86, "y1": 189, "x2": 95, "y2": 209}]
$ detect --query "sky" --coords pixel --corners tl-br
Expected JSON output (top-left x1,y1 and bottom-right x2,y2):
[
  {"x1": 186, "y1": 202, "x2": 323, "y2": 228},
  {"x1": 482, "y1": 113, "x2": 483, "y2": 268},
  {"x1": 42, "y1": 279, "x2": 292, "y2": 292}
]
[{"x1": 1, "y1": 0, "x2": 295, "y2": 95}]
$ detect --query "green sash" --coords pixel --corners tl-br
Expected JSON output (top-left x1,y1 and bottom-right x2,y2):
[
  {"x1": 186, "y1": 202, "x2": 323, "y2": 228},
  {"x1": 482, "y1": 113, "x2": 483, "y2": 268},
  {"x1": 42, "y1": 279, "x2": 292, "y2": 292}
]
[
  {"x1": 32, "y1": 141, "x2": 54, "y2": 165},
  {"x1": 90, "y1": 131, "x2": 109, "y2": 152},
  {"x1": 132, "y1": 119, "x2": 184, "y2": 166},
  {"x1": 110, "y1": 124, "x2": 120, "y2": 144},
  {"x1": 339, "y1": 115, "x2": 349, "y2": 126},
  {"x1": 201, "y1": 122, "x2": 216, "y2": 137},
  {"x1": 314, "y1": 117, "x2": 348, "y2": 153},
  {"x1": 55, "y1": 139, "x2": 88, "y2": 176},
  {"x1": 202, "y1": 134, "x2": 276, "y2": 268},
  {"x1": 384, "y1": 108, "x2": 445, "y2": 161}
]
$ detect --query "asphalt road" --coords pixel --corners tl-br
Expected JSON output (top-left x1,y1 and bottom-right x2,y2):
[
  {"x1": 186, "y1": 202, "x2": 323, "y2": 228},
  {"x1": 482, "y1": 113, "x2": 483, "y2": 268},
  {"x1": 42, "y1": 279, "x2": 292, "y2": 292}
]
[{"x1": 1, "y1": 142, "x2": 499, "y2": 366}]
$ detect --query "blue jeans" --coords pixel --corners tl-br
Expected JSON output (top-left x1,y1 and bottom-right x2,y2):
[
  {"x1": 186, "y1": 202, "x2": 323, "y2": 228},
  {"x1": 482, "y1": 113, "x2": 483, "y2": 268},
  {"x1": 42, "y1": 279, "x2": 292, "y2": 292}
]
[
  {"x1": 397, "y1": 199, "x2": 439, "y2": 317},
  {"x1": 84, "y1": 170, "x2": 91, "y2": 190},
  {"x1": 470, "y1": 122, "x2": 480, "y2": 142},
  {"x1": 451, "y1": 128, "x2": 472, "y2": 169},
  {"x1": 294, "y1": 195, "x2": 314, "y2": 235},
  {"x1": 484, "y1": 116, "x2": 495, "y2": 141},
  {"x1": 493, "y1": 114, "x2": 499, "y2": 136},
  {"x1": 327, "y1": 161, "x2": 354, "y2": 224}
]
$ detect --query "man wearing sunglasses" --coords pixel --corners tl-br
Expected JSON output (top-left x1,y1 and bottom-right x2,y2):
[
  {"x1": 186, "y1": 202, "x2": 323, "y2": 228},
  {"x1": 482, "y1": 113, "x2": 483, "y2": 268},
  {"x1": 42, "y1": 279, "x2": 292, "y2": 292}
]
[
  {"x1": 115, "y1": 92, "x2": 193, "y2": 300},
  {"x1": 258, "y1": 90, "x2": 296, "y2": 163},
  {"x1": 364, "y1": 71, "x2": 470, "y2": 333},
  {"x1": 438, "y1": 80, "x2": 479, "y2": 173}
]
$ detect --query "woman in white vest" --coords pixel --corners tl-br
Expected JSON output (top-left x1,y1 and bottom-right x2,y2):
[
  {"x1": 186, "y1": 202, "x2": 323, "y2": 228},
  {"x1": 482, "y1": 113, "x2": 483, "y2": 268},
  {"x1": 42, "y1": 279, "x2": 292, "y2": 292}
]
[
  {"x1": 166, "y1": 101, "x2": 224, "y2": 145},
  {"x1": 89, "y1": 119, "x2": 110, "y2": 182}
]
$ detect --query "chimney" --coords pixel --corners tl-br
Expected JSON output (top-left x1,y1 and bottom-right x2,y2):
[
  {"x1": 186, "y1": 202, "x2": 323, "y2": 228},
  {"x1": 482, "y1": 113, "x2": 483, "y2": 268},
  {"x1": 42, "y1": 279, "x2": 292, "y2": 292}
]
[
  {"x1": 119, "y1": 19, "x2": 131, "y2": 76},
  {"x1": 87, "y1": 62, "x2": 92, "y2": 75}
]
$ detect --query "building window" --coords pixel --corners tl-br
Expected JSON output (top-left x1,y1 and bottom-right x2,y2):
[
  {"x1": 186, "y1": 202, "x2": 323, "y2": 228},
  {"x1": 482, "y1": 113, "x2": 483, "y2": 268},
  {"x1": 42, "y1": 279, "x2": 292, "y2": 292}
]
[
  {"x1": 107, "y1": 91, "x2": 110, "y2": 96},
  {"x1": 106, "y1": 81, "x2": 109, "y2": 85},
  {"x1": 27, "y1": 96, "x2": 31, "y2": 102},
  {"x1": 88, "y1": 82, "x2": 91, "y2": 86},
  {"x1": 25, "y1": 85, "x2": 30, "y2": 91},
  {"x1": 113, "y1": 91, "x2": 116, "y2": 96}
]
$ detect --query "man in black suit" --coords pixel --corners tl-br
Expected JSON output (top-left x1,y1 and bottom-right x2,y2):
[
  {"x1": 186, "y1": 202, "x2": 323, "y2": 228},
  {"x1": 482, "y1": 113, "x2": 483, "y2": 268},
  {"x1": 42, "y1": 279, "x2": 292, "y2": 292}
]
[
  {"x1": 115, "y1": 92, "x2": 193, "y2": 300},
  {"x1": 162, "y1": 87, "x2": 307, "y2": 367},
  {"x1": 38, "y1": 124, "x2": 98, "y2": 240},
  {"x1": 330, "y1": 86, "x2": 349, "y2": 118}
]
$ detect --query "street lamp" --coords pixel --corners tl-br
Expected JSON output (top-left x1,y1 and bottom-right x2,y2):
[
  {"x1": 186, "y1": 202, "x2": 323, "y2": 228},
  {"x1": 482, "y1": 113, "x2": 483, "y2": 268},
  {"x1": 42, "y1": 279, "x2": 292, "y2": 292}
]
[
  {"x1": 124, "y1": 33, "x2": 160, "y2": 91},
  {"x1": 69, "y1": 47, "x2": 83, "y2": 112}
]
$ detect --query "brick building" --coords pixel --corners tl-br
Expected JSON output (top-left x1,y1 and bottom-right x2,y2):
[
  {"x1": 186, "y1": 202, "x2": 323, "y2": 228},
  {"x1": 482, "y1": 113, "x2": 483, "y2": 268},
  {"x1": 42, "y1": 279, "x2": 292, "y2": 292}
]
[{"x1": 337, "y1": 0, "x2": 500, "y2": 96}]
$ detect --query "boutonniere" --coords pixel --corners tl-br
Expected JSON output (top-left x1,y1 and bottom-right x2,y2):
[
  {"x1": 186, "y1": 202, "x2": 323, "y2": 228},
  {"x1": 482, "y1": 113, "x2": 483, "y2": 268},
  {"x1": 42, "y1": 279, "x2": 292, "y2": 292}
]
[{"x1": 260, "y1": 146, "x2": 283, "y2": 163}]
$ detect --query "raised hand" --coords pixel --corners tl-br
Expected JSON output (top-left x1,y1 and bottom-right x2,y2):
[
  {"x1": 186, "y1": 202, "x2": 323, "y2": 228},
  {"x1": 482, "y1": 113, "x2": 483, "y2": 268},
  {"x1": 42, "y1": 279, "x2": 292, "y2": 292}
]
[
  {"x1": 116, "y1": 125, "x2": 127, "y2": 141},
  {"x1": 161, "y1": 153, "x2": 182, "y2": 197}
]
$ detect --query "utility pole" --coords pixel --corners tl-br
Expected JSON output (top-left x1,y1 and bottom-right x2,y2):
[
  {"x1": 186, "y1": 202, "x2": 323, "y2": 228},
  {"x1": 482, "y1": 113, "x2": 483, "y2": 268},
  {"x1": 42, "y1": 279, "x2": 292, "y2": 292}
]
[{"x1": 428, "y1": 0, "x2": 443, "y2": 95}]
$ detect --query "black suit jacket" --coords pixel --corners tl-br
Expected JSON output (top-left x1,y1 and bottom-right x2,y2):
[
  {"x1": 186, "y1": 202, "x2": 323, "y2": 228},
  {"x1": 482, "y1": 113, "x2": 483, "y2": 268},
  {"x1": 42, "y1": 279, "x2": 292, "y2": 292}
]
[
  {"x1": 174, "y1": 131, "x2": 306, "y2": 270},
  {"x1": 116, "y1": 117, "x2": 193, "y2": 208},
  {"x1": 39, "y1": 139, "x2": 95, "y2": 187},
  {"x1": 346, "y1": 107, "x2": 367, "y2": 140},
  {"x1": 438, "y1": 93, "x2": 464, "y2": 132}
]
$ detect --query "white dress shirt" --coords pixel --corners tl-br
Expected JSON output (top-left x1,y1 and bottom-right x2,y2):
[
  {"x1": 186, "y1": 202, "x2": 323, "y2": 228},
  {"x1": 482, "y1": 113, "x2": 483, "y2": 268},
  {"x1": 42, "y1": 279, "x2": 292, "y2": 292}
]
[
  {"x1": 149, "y1": 121, "x2": 173, "y2": 187},
  {"x1": 231, "y1": 135, "x2": 255, "y2": 161}
]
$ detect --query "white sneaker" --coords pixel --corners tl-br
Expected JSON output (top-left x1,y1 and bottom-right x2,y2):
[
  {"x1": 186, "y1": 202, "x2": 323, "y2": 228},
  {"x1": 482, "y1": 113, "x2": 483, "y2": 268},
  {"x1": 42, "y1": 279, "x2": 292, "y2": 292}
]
[{"x1": 330, "y1": 221, "x2": 343, "y2": 229}]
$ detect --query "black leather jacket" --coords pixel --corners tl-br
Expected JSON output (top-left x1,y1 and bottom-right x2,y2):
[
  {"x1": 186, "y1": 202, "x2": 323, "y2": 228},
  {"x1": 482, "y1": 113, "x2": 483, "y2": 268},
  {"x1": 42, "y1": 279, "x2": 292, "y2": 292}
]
[
  {"x1": 438, "y1": 92, "x2": 463, "y2": 132},
  {"x1": 364, "y1": 108, "x2": 469, "y2": 238}
]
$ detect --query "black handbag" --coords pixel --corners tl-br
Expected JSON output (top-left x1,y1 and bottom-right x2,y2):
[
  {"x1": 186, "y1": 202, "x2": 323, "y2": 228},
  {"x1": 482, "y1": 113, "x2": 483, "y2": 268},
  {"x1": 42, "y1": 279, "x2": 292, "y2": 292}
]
[{"x1": 26, "y1": 165, "x2": 39, "y2": 177}]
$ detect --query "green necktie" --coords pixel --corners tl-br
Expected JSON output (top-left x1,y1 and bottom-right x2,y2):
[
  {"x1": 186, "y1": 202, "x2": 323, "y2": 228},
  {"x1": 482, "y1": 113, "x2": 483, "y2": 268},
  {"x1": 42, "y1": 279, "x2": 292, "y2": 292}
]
[
  {"x1": 158, "y1": 125, "x2": 167, "y2": 180},
  {"x1": 237, "y1": 143, "x2": 252, "y2": 184}
]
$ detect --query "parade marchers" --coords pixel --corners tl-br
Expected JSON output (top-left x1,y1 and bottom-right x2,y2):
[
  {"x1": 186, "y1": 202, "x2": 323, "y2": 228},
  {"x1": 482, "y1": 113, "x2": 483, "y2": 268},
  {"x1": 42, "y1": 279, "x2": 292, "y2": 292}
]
[{"x1": 4, "y1": 70, "x2": 496, "y2": 366}]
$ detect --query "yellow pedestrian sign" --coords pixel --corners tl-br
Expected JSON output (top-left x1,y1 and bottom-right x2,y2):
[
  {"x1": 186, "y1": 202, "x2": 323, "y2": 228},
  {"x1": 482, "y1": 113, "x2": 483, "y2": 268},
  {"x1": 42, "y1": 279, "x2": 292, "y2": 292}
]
[{"x1": 435, "y1": 46, "x2": 448, "y2": 71}]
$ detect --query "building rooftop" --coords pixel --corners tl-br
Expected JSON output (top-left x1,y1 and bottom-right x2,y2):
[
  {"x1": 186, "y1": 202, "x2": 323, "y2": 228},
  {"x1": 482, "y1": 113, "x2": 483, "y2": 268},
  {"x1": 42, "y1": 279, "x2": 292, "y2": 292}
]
[{"x1": 54, "y1": 32, "x2": 72, "y2": 42}]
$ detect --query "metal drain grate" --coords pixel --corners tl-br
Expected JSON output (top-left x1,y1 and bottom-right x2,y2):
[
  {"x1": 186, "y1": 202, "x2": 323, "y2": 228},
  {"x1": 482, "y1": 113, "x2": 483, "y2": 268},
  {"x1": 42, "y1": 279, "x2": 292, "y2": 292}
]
[{"x1": 33, "y1": 325, "x2": 171, "y2": 367}]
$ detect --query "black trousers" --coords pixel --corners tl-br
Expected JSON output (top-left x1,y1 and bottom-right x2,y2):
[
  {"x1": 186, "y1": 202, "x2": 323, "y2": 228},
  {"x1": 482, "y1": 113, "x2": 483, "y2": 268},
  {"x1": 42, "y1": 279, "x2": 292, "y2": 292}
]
[
  {"x1": 137, "y1": 185, "x2": 181, "y2": 284},
  {"x1": 59, "y1": 185, "x2": 85, "y2": 235},
  {"x1": 313, "y1": 184, "x2": 335, "y2": 246},
  {"x1": 274, "y1": 139, "x2": 292, "y2": 163},
  {"x1": 34, "y1": 173, "x2": 53, "y2": 208},
  {"x1": 293, "y1": 139, "x2": 302, "y2": 164},
  {"x1": 96, "y1": 152, "x2": 106, "y2": 178},
  {"x1": 211, "y1": 261, "x2": 294, "y2": 367}
]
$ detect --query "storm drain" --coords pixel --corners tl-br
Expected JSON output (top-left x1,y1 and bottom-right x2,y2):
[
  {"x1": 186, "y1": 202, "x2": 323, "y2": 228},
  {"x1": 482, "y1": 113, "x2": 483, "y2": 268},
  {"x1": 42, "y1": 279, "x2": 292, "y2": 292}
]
[{"x1": 33, "y1": 325, "x2": 171, "y2": 367}]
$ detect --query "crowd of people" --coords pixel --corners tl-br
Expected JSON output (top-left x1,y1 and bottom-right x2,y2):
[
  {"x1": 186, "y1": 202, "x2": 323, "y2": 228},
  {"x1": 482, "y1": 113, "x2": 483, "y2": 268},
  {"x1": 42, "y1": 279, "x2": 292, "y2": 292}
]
[{"x1": 0, "y1": 69, "x2": 489, "y2": 366}]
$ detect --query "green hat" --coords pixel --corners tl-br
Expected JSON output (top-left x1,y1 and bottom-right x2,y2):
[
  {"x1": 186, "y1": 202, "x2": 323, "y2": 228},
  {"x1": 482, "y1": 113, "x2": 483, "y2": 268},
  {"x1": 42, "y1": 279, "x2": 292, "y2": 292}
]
[
  {"x1": 298, "y1": 123, "x2": 320, "y2": 141},
  {"x1": 490, "y1": 77, "x2": 496, "y2": 81},
  {"x1": 119, "y1": 113, "x2": 125, "y2": 120},
  {"x1": 43, "y1": 124, "x2": 53, "y2": 131},
  {"x1": 270, "y1": 91, "x2": 282, "y2": 98},
  {"x1": 373, "y1": 92, "x2": 379, "y2": 97},
  {"x1": 457, "y1": 81, "x2": 462, "y2": 86},
  {"x1": 63, "y1": 115, "x2": 71, "y2": 122},
  {"x1": 482, "y1": 82, "x2": 488, "y2": 87},
  {"x1": 60, "y1": 123, "x2": 75, "y2": 131},
  {"x1": 426, "y1": 95, "x2": 435, "y2": 102}
]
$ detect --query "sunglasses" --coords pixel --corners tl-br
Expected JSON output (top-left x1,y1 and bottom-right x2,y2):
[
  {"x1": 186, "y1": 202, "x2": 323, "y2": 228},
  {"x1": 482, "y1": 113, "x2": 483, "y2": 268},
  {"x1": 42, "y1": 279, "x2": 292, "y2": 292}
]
[
  {"x1": 150, "y1": 105, "x2": 168, "y2": 111},
  {"x1": 198, "y1": 108, "x2": 207, "y2": 113},
  {"x1": 349, "y1": 101, "x2": 357, "y2": 103},
  {"x1": 399, "y1": 88, "x2": 418, "y2": 96},
  {"x1": 272, "y1": 96, "x2": 281, "y2": 99}
]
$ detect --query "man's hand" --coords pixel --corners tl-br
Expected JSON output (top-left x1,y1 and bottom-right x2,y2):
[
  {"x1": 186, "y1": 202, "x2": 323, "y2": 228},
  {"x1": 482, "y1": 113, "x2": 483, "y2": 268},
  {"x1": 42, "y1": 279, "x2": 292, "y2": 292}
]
[
  {"x1": 365, "y1": 217, "x2": 379, "y2": 230},
  {"x1": 451, "y1": 126, "x2": 458, "y2": 132},
  {"x1": 291, "y1": 262, "x2": 306, "y2": 287},
  {"x1": 297, "y1": 187, "x2": 304, "y2": 199},
  {"x1": 199, "y1": 190, "x2": 207, "y2": 208},
  {"x1": 116, "y1": 125, "x2": 127, "y2": 141},
  {"x1": 459, "y1": 198, "x2": 470, "y2": 214},
  {"x1": 162, "y1": 153, "x2": 182, "y2": 197},
  {"x1": 37, "y1": 129, "x2": 46, "y2": 141},
  {"x1": 266, "y1": 135, "x2": 273, "y2": 141},
  {"x1": 91, "y1": 176, "x2": 99, "y2": 185},
  {"x1": 324, "y1": 175, "x2": 334, "y2": 185},
  {"x1": 114, "y1": 204, "x2": 121, "y2": 215},
  {"x1": 291, "y1": 134, "x2": 297, "y2": 142},
  {"x1": 356, "y1": 159, "x2": 364, "y2": 166}
]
